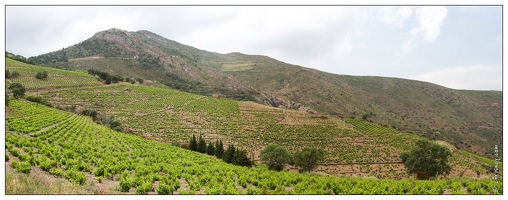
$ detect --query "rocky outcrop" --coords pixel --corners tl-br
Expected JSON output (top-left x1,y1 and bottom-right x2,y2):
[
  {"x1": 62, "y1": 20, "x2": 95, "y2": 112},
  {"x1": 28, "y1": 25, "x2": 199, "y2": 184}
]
[{"x1": 258, "y1": 92, "x2": 315, "y2": 113}]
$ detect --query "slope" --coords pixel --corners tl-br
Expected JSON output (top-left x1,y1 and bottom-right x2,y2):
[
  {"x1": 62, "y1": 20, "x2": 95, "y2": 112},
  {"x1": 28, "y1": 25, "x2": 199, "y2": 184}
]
[
  {"x1": 41, "y1": 84, "x2": 499, "y2": 179},
  {"x1": 5, "y1": 58, "x2": 101, "y2": 90},
  {"x1": 27, "y1": 28, "x2": 502, "y2": 159},
  {"x1": 5, "y1": 99, "x2": 503, "y2": 194}
]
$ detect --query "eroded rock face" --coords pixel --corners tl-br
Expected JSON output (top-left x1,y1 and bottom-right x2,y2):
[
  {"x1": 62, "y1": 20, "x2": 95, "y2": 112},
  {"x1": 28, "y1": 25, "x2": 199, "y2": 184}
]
[{"x1": 258, "y1": 92, "x2": 315, "y2": 113}]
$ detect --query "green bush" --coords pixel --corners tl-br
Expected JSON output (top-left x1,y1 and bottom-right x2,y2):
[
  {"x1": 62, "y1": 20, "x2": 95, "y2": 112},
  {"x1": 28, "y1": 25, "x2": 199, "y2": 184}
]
[
  {"x1": 12, "y1": 161, "x2": 32, "y2": 174},
  {"x1": 50, "y1": 168, "x2": 64, "y2": 177},
  {"x1": 35, "y1": 71, "x2": 48, "y2": 79},
  {"x1": 38, "y1": 156, "x2": 53, "y2": 171},
  {"x1": 136, "y1": 181, "x2": 153, "y2": 194},
  {"x1": 65, "y1": 169, "x2": 87, "y2": 185},
  {"x1": 156, "y1": 184, "x2": 174, "y2": 195},
  {"x1": 25, "y1": 95, "x2": 47, "y2": 105},
  {"x1": 119, "y1": 171, "x2": 132, "y2": 192}
]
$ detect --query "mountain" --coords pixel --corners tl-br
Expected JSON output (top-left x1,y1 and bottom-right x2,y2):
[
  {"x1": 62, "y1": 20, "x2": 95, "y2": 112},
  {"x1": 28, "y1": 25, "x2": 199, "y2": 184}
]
[{"x1": 28, "y1": 28, "x2": 502, "y2": 159}]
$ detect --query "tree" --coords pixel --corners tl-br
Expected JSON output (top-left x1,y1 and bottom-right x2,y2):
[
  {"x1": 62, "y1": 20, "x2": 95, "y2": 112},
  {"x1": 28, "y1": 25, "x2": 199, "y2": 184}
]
[
  {"x1": 8, "y1": 83, "x2": 26, "y2": 98},
  {"x1": 233, "y1": 149, "x2": 251, "y2": 167},
  {"x1": 223, "y1": 144, "x2": 236, "y2": 163},
  {"x1": 6, "y1": 69, "x2": 10, "y2": 78},
  {"x1": 35, "y1": 71, "x2": 48, "y2": 79},
  {"x1": 137, "y1": 78, "x2": 144, "y2": 84},
  {"x1": 197, "y1": 135, "x2": 207, "y2": 153},
  {"x1": 294, "y1": 148, "x2": 326, "y2": 173},
  {"x1": 110, "y1": 120, "x2": 123, "y2": 132},
  {"x1": 214, "y1": 140, "x2": 224, "y2": 158},
  {"x1": 260, "y1": 144, "x2": 293, "y2": 171},
  {"x1": 189, "y1": 135, "x2": 197, "y2": 151},
  {"x1": 400, "y1": 139, "x2": 452, "y2": 180},
  {"x1": 206, "y1": 141, "x2": 215, "y2": 155}
]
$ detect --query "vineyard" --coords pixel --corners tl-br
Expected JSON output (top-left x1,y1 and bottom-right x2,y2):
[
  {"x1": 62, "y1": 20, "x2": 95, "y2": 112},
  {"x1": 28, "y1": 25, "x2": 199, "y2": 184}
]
[
  {"x1": 5, "y1": 99, "x2": 503, "y2": 194},
  {"x1": 40, "y1": 85, "x2": 501, "y2": 179},
  {"x1": 5, "y1": 58, "x2": 100, "y2": 90}
]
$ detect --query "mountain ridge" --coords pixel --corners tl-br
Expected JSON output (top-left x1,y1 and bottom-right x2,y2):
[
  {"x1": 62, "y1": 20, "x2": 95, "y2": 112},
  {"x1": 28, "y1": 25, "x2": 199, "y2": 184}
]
[{"x1": 27, "y1": 28, "x2": 502, "y2": 159}]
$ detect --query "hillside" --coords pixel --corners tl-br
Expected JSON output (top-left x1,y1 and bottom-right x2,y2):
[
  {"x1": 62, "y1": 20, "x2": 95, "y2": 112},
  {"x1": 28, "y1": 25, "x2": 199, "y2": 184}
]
[
  {"x1": 5, "y1": 58, "x2": 100, "y2": 90},
  {"x1": 5, "y1": 99, "x2": 502, "y2": 194},
  {"x1": 4, "y1": 59, "x2": 503, "y2": 194},
  {"x1": 27, "y1": 28, "x2": 502, "y2": 159},
  {"x1": 4, "y1": 58, "x2": 500, "y2": 179}
]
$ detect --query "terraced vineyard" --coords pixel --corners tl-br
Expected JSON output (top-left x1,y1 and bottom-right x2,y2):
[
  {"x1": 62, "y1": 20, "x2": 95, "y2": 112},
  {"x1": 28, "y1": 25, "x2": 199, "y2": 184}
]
[
  {"x1": 5, "y1": 58, "x2": 100, "y2": 90},
  {"x1": 41, "y1": 84, "x2": 500, "y2": 179},
  {"x1": 5, "y1": 99, "x2": 503, "y2": 194}
]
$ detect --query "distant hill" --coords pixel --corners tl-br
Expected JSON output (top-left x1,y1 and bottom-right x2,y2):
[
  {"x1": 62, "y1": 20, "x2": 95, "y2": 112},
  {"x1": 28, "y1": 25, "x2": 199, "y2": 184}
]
[{"x1": 28, "y1": 28, "x2": 502, "y2": 159}]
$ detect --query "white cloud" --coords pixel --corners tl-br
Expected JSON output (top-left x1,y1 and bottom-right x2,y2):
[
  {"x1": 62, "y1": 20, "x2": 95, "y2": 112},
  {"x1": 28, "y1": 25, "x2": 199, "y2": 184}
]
[
  {"x1": 415, "y1": 7, "x2": 448, "y2": 43},
  {"x1": 398, "y1": 7, "x2": 447, "y2": 57},
  {"x1": 412, "y1": 65, "x2": 501, "y2": 90},
  {"x1": 379, "y1": 7, "x2": 412, "y2": 27}
]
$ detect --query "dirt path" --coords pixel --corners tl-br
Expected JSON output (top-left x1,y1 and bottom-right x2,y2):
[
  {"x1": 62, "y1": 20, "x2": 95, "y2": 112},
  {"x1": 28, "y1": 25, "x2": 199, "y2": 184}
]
[{"x1": 29, "y1": 115, "x2": 77, "y2": 136}]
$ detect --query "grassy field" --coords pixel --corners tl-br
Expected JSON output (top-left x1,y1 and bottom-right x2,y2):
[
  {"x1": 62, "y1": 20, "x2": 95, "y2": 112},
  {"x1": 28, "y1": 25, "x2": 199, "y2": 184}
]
[{"x1": 5, "y1": 99, "x2": 503, "y2": 194}]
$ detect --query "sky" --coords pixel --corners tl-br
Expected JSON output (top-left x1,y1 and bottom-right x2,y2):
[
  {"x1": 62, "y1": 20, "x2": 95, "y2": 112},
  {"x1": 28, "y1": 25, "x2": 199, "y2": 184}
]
[{"x1": 4, "y1": 5, "x2": 503, "y2": 91}]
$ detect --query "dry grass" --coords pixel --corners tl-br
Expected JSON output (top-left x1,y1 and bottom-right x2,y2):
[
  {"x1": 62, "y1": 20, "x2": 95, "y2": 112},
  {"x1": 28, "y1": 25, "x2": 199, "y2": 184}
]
[
  {"x1": 221, "y1": 63, "x2": 255, "y2": 71},
  {"x1": 5, "y1": 163, "x2": 91, "y2": 194}
]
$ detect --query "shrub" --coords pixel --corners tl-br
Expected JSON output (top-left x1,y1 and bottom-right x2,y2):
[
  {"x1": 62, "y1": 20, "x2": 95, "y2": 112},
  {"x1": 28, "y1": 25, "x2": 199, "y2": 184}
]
[
  {"x1": 35, "y1": 71, "x2": 48, "y2": 79},
  {"x1": 156, "y1": 184, "x2": 174, "y2": 195},
  {"x1": 7, "y1": 70, "x2": 20, "y2": 78},
  {"x1": 13, "y1": 161, "x2": 32, "y2": 174},
  {"x1": 119, "y1": 171, "x2": 132, "y2": 192},
  {"x1": 25, "y1": 95, "x2": 47, "y2": 105},
  {"x1": 171, "y1": 141, "x2": 181, "y2": 147},
  {"x1": 136, "y1": 78, "x2": 144, "y2": 84},
  {"x1": 136, "y1": 181, "x2": 153, "y2": 194},
  {"x1": 50, "y1": 168, "x2": 64, "y2": 177},
  {"x1": 38, "y1": 157, "x2": 53, "y2": 171},
  {"x1": 180, "y1": 143, "x2": 189, "y2": 149},
  {"x1": 8, "y1": 83, "x2": 25, "y2": 98},
  {"x1": 81, "y1": 109, "x2": 98, "y2": 118}
]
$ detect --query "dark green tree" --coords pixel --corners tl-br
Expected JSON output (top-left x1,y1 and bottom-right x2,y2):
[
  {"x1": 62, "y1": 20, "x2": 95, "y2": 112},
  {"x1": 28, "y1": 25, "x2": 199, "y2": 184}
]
[
  {"x1": 110, "y1": 120, "x2": 123, "y2": 132},
  {"x1": 8, "y1": 83, "x2": 26, "y2": 99},
  {"x1": 206, "y1": 141, "x2": 215, "y2": 155},
  {"x1": 294, "y1": 148, "x2": 326, "y2": 173},
  {"x1": 197, "y1": 135, "x2": 207, "y2": 153},
  {"x1": 400, "y1": 139, "x2": 452, "y2": 180},
  {"x1": 223, "y1": 144, "x2": 236, "y2": 163},
  {"x1": 189, "y1": 135, "x2": 197, "y2": 151},
  {"x1": 233, "y1": 149, "x2": 251, "y2": 167},
  {"x1": 260, "y1": 144, "x2": 293, "y2": 171},
  {"x1": 214, "y1": 140, "x2": 224, "y2": 158}
]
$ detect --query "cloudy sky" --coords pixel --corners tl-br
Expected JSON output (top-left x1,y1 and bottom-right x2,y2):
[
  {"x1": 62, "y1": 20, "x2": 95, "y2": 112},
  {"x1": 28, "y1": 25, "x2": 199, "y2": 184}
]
[{"x1": 5, "y1": 5, "x2": 503, "y2": 91}]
